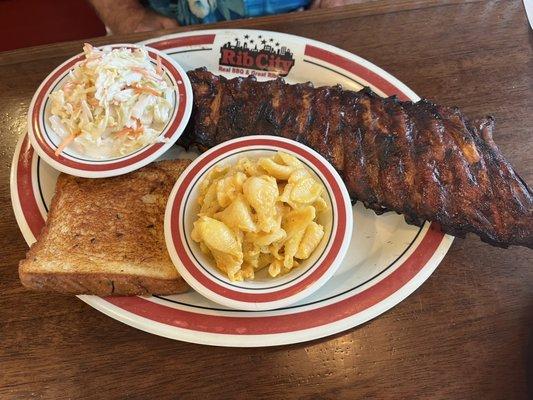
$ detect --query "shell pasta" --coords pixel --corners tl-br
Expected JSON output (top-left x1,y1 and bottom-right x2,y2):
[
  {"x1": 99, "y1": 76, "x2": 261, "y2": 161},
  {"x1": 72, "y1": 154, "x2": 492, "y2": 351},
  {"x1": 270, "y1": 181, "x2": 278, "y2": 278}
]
[{"x1": 191, "y1": 151, "x2": 328, "y2": 281}]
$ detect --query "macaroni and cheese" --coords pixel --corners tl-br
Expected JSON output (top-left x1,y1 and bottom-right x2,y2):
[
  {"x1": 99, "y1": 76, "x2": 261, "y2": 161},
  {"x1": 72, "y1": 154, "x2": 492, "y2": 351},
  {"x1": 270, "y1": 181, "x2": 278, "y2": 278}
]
[{"x1": 191, "y1": 151, "x2": 329, "y2": 281}]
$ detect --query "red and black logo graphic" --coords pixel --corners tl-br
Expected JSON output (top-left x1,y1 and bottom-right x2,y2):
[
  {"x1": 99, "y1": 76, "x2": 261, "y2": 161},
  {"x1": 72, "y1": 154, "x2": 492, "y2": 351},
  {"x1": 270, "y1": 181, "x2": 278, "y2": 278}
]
[{"x1": 218, "y1": 34, "x2": 295, "y2": 77}]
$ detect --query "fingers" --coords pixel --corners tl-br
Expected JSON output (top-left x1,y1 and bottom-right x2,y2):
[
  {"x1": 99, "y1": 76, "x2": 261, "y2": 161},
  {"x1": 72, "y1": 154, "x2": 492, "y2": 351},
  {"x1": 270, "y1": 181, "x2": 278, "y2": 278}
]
[
  {"x1": 160, "y1": 16, "x2": 180, "y2": 29},
  {"x1": 135, "y1": 12, "x2": 179, "y2": 32}
]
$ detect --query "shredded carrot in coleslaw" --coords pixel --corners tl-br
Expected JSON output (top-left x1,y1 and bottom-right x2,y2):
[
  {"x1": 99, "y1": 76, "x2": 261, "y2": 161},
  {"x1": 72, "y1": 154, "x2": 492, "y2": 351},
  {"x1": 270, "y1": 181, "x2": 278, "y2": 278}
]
[
  {"x1": 55, "y1": 130, "x2": 80, "y2": 156},
  {"x1": 156, "y1": 55, "x2": 163, "y2": 76},
  {"x1": 131, "y1": 84, "x2": 162, "y2": 96}
]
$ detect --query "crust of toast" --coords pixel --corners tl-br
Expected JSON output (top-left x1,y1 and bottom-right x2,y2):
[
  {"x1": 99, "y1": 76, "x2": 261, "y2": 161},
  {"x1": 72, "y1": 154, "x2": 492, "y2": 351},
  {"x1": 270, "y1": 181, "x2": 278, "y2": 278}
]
[
  {"x1": 19, "y1": 159, "x2": 191, "y2": 296},
  {"x1": 18, "y1": 271, "x2": 188, "y2": 296}
]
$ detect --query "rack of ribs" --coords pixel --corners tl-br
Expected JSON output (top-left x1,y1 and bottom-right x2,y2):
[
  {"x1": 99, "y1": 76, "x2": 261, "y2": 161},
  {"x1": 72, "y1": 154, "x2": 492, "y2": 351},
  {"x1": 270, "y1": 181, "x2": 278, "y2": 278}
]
[{"x1": 181, "y1": 68, "x2": 532, "y2": 249}]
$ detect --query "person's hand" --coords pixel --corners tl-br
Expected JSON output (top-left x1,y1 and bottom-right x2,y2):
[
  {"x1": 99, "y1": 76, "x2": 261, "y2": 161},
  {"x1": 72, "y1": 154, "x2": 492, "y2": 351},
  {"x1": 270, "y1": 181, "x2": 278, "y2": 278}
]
[
  {"x1": 88, "y1": 0, "x2": 179, "y2": 35},
  {"x1": 133, "y1": 9, "x2": 179, "y2": 33}
]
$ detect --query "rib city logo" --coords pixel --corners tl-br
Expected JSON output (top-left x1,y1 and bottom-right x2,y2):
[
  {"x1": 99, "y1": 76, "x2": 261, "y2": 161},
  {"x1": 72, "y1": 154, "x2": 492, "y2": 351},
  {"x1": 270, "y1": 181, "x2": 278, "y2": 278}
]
[{"x1": 218, "y1": 34, "x2": 295, "y2": 77}]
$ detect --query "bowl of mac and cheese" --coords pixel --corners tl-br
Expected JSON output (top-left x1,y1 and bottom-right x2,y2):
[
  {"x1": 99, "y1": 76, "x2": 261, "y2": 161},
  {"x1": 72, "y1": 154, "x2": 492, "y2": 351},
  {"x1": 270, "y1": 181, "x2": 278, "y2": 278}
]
[{"x1": 164, "y1": 136, "x2": 353, "y2": 311}]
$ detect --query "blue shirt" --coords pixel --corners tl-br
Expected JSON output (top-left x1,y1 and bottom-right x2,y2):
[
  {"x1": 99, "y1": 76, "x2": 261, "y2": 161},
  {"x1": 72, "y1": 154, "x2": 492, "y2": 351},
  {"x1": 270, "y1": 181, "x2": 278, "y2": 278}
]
[{"x1": 146, "y1": 0, "x2": 311, "y2": 25}]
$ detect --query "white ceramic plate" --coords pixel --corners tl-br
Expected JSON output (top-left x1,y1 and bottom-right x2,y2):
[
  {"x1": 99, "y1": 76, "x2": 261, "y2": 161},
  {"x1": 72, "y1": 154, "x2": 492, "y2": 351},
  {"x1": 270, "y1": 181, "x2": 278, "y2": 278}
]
[
  {"x1": 164, "y1": 136, "x2": 353, "y2": 311},
  {"x1": 11, "y1": 29, "x2": 454, "y2": 347},
  {"x1": 27, "y1": 44, "x2": 193, "y2": 178}
]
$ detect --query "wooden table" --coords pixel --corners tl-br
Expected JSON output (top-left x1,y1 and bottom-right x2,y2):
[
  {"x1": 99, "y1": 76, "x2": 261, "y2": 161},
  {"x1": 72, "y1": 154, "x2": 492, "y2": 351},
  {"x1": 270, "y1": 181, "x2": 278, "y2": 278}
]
[{"x1": 1, "y1": 1, "x2": 531, "y2": 398}]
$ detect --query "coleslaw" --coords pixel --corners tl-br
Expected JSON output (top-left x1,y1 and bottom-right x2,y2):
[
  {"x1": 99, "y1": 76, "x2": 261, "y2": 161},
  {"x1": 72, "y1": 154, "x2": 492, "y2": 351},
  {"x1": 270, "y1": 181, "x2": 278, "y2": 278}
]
[{"x1": 48, "y1": 44, "x2": 175, "y2": 159}]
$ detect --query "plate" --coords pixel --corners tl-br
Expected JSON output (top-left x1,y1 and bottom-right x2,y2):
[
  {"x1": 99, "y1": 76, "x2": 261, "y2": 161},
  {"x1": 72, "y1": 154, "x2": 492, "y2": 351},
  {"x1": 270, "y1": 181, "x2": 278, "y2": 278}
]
[
  {"x1": 11, "y1": 29, "x2": 454, "y2": 347},
  {"x1": 164, "y1": 136, "x2": 353, "y2": 310},
  {"x1": 27, "y1": 44, "x2": 193, "y2": 178}
]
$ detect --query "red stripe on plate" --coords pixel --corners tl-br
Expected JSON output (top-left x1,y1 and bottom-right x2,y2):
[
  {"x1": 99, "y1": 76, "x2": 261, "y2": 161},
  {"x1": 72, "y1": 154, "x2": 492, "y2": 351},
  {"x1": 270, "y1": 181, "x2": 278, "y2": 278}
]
[
  {"x1": 304, "y1": 45, "x2": 410, "y2": 100},
  {"x1": 169, "y1": 137, "x2": 348, "y2": 302},
  {"x1": 17, "y1": 135, "x2": 45, "y2": 238},
  {"x1": 106, "y1": 224, "x2": 444, "y2": 335},
  {"x1": 147, "y1": 34, "x2": 216, "y2": 50}
]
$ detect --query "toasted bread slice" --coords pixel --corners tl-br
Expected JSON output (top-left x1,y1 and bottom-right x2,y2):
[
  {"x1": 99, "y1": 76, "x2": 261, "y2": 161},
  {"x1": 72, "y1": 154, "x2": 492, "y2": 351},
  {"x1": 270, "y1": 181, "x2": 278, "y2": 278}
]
[{"x1": 19, "y1": 159, "x2": 191, "y2": 296}]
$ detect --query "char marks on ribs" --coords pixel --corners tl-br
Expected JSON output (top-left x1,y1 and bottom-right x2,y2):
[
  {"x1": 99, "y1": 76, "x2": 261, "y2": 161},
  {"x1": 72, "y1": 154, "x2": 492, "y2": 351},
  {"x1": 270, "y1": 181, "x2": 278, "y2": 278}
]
[{"x1": 182, "y1": 68, "x2": 532, "y2": 248}]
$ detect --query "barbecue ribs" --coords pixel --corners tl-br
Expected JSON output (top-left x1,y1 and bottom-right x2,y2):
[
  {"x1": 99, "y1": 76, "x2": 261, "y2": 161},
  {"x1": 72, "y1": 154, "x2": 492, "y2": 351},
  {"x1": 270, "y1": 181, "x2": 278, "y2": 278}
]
[{"x1": 182, "y1": 68, "x2": 532, "y2": 248}]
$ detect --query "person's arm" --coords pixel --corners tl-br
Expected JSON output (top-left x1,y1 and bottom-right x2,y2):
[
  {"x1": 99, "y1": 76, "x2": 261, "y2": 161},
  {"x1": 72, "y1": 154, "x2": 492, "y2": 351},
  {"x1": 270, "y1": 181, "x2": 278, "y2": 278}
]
[{"x1": 88, "y1": 0, "x2": 179, "y2": 34}]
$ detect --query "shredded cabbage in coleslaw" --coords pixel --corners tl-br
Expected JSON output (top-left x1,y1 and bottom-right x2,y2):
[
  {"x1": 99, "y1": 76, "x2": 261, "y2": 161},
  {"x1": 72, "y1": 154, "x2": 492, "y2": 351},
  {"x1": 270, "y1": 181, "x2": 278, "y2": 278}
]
[{"x1": 48, "y1": 43, "x2": 174, "y2": 158}]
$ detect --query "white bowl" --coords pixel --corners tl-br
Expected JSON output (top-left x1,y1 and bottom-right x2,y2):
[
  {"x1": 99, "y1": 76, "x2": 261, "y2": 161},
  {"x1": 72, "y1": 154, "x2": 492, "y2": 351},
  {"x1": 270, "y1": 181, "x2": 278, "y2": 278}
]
[
  {"x1": 164, "y1": 135, "x2": 353, "y2": 311},
  {"x1": 27, "y1": 43, "x2": 192, "y2": 178}
]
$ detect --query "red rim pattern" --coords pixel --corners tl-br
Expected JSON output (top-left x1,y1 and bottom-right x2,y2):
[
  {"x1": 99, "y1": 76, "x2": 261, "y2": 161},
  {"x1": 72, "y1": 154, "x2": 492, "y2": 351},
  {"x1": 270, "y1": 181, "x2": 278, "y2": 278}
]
[
  {"x1": 304, "y1": 45, "x2": 410, "y2": 101},
  {"x1": 148, "y1": 34, "x2": 216, "y2": 51},
  {"x1": 169, "y1": 137, "x2": 348, "y2": 302},
  {"x1": 107, "y1": 224, "x2": 443, "y2": 334},
  {"x1": 17, "y1": 136, "x2": 45, "y2": 237},
  {"x1": 30, "y1": 46, "x2": 189, "y2": 172}
]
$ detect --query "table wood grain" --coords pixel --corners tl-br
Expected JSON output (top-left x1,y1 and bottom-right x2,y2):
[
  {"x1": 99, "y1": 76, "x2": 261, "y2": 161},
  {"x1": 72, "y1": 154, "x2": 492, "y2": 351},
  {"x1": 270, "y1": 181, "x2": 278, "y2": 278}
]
[{"x1": 1, "y1": 1, "x2": 531, "y2": 399}]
